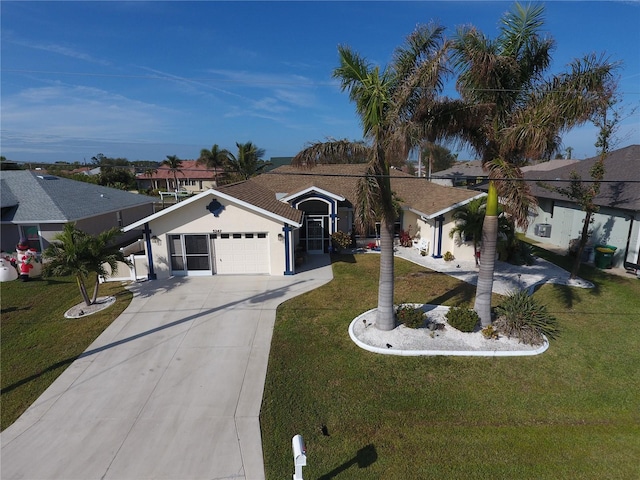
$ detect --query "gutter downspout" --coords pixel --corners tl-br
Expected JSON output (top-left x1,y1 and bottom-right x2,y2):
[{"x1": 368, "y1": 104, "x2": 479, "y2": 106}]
[{"x1": 142, "y1": 222, "x2": 157, "y2": 280}]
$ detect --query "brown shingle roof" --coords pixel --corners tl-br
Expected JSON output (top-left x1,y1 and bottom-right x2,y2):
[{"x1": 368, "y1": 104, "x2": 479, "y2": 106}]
[
  {"x1": 248, "y1": 164, "x2": 482, "y2": 218},
  {"x1": 218, "y1": 180, "x2": 303, "y2": 224}
]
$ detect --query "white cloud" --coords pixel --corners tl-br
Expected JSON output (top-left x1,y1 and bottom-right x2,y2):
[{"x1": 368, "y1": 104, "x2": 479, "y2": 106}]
[{"x1": 10, "y1": 39, "x2": 111, "y2": 66}]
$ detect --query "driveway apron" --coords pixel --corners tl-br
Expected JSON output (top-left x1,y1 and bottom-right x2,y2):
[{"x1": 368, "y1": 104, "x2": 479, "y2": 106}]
[{"x1": 1, "y1": 255, "x2": 333, "y2": 480}]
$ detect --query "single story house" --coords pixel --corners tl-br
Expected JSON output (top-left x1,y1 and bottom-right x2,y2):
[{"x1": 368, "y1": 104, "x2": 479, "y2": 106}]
[
  {"x1": 123, "y1": 164, "x2": 484, "y2": 278},
  {"x1": 1, "y1": 170, "x2": 156, "y2": 253},
  {"x1": 523, "y1": 144, "x2": 640, "y2": 270},
  {"x1": 429, "y1": 160, "x2": 487, "y2": 187},
  {"x1": 136, "y1": 160, "x2": 221, "y2": 194}
]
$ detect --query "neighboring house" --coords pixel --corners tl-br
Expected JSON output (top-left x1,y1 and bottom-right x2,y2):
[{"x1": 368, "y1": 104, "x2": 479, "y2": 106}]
[
  {"x1": 123, "y1": 164, "x2": 484, "y2": 279},
  {"x1": 429, "y1": 160, "x2": 487, "y2": 187},
  {"x1": 523, "y1": 144, "x2": 640, "y2": 270},
  {"x1": 135, "y1": 160, "x2": 221, "y2": 194},
  {"x1": 1, "y1": 170, "x2": 156, "y2": 253}
]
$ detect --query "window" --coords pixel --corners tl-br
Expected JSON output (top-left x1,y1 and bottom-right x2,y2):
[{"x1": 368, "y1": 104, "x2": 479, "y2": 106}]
[
  {"x1": 245, "y1": 233, "x2": 254, "y2": 239},
  {"x1": 233, "y1": 233, "x2": 242, "y2": 239},
  {"x1": 257, "y1": 233, "x2": 267, "y2": 239},
  {"x1": 221, "y1": 234, "x2": 230, "y2": 239},
  {"x1": 20, "y1": 225, "x2": 41, "y2": 252},
  {"x1": 117, "y1": 211, "x2": 123, "y2": 227}
]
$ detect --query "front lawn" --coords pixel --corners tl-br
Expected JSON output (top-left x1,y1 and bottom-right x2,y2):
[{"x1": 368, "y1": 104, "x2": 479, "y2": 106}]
[
  {"x1": 1, "y1": 277, "x2": 132, "y2": 431},
  {"x1": 261, "y1": 253, "x2": 640, "y2": 479}
]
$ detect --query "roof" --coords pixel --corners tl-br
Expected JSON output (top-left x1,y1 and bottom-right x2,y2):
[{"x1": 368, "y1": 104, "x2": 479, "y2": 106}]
[
  {"x1": 521, "y1": 159, "x2": 579, "y2": 172},
  {"x1": 525, "y1": 144, "x2": 640, "y2": 211},
  {"x1": 431, "y1": 160, "x2": 486, "y2": 179},
  {"x1": 123, "y1": 186, "x2": 303, "y2": 232},
  {"x1": 0, "y1": 170, "x2": 156, "y2": 224},
  {"x1": 252, "y1": 164, "x2": 483, "y2": 218},
  {"x1": 137, "y1": 160, "x2": 221, "y2": 180}
]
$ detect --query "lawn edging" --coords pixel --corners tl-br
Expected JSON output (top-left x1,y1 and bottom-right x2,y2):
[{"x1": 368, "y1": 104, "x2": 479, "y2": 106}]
[{"x1": 349, "y1": 307, "x2": 549, "y2": 357}]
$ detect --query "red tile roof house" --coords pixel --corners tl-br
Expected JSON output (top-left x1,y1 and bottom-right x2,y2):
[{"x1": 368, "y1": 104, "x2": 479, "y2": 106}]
[
  {"x1": 123, "y1": 164, "x2": 484, "y2": 279},
  {"x1": 135, "y1": 160, "x2": 222, "y2": 194}
]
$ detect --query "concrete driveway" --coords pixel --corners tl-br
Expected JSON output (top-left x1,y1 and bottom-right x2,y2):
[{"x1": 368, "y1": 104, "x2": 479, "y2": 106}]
[{"x1": 1, "y1": 256, "x2": 333, "y2": 480}]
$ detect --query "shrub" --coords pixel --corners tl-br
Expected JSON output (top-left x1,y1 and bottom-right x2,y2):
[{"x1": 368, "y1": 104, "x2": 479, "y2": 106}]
[
  {"x1": 445, "y1": 306, "x2": 479, "y2": 332},
  {"x1": 443, "y1": 251, "x2": 455, "y2": 262},
  {"x1": 399, "y1": 227, "x2": 413, "y2": 247},
  {"x1": 494, "y1": 290, "x2": 559, "y2": 345},
  {"x1": 481, "y1": 324, "x2": 499, "y2": 339},
  {"x1": 331, "y1": 231, "x2": 352, "y2": 250},
  {"x1": 396, "y1": 304, "x2": 426, "y2": 329}
]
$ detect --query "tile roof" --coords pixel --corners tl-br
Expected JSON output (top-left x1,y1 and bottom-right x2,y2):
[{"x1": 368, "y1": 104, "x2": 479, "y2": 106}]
[
  {"x1": 137, "y1": 160, "x2": 221, "y2": 180},
  {"x1": 0, "y1": 170, "x2": 156, "y2": 223},
  {"x1": 525, "y1": 144, "x2": 640, "y2": 211}
]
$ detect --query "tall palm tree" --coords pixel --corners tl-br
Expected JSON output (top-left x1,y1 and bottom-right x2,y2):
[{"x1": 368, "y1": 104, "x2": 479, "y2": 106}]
[
  {"x1": 293, "y1": 23, "x2": 450, "y2": 331},
  {"x1": 227, "y1": 141, "x2": 270, "y2": 180},
  {"x1": 43, "y1": 223, "x2": 128, "y2": 307},
  {"x1": 449, "y1": 2, "x2": 617, "y2": 325},
  {"x1": 162, "y1": 155, "x2": 183, "y2": 191},
  {"x1": 197, "y1": 144, "x2": 232, "y2": 184}
]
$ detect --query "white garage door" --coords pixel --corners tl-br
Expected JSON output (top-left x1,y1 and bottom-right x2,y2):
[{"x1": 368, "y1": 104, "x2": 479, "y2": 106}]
[{"x1": 213, "y1": 233, "x2": 270, "y2": 274}]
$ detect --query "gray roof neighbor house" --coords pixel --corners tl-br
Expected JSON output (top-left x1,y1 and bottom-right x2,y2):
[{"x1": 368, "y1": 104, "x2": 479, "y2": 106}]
[{"x1": 1, "y1": 170, "x2": 156, "y2": 252}]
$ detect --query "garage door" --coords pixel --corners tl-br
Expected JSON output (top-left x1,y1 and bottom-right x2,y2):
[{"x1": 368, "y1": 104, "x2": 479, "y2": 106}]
[{"x1": 213, "y1": 233, "x2": 270, "y2": 274}]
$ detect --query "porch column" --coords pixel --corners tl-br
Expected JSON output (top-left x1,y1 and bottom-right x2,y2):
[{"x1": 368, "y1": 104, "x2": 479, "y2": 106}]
[
  {"x1": 283, "y1": 225, "x2": 294, "y2": 275},
  {"x1": 432, "y1": 215, "x2": 444, "y2": 259},
  {"x1": 142, "y1": 222, "x2": 157, "y2": 280}
]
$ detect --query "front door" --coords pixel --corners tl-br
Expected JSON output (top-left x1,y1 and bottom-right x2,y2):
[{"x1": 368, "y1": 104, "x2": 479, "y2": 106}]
[{"x1": 306, "y1": 216, "x2": 325, "y2": 254}]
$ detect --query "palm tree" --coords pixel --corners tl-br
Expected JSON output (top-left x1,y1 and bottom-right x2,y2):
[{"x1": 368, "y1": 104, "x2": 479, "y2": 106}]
[
  {"x1": 162, "y1": 155, "x2": 183, "y2": 191},
  {"x1": 144, "y1": 167, "x2": 158, "y2": 191},
  {"x1": 449, "y1": 197, "x2": 486, "y2": 266},
  {"x1": 226, "y1": 142, "x2": 270, "y2": 180},
  {"x1": 449, "y1": 2, "x2": 617, "y2": 325},
  {"x1": 197, "y1": 144, "x2": 232, "y2": 184},
  {"x1": 293, "y1": 23, "x2": 450, "y2": 331},
  {"x1": 43, "y1": 223, "x2": 128, "y2": 307}
]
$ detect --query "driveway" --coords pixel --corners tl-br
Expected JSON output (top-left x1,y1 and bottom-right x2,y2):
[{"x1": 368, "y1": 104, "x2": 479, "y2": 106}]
[{"x1": 1, "y1": 255, "x2": 333, "y2": 480}]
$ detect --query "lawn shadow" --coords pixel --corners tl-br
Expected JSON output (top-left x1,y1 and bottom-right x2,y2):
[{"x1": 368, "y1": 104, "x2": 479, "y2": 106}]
[
  {"x1": 329, "y1": 253, "x2": 357, "y2": 264},
  {"x1": 318, "y1": 444, "x2": 377, "y2": 479},
  {"x1": 427, "y1": 282, "x2": 476, "y2": 307}
]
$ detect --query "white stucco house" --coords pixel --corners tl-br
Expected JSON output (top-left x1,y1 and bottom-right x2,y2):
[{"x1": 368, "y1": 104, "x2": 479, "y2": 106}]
[
  {"x1": 523, "y1": 144, "x2": 640, "y2": 270},
  {"x1": 123, "y1": 164, "x2": 485, "y2": 279}
]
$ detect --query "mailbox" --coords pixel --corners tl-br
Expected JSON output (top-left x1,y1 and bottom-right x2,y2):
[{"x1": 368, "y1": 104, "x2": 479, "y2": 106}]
[{"x1": 292, "y1": 434, "x2": 306, "y2": 480}]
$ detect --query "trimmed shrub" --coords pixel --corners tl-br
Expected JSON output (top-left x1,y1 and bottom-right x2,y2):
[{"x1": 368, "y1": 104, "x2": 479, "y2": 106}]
[
  {"x1": 445, "y1": 306, "x2": 479, "y2": 332},
  {"x1": 396, "y1": 304, "x2": 426, "y2": 329},
  {"x1": 443, "y1": 251, "x2": 455, "y2": 262},
  {"x1": 494, "y1": 290, "x2": 559, "y2": 345},
  {"x1": 331, "y1": 231, "x2": 352, "y2": 250}
]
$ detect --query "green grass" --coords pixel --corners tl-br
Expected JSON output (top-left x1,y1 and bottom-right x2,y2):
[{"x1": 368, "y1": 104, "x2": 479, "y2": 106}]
[
  {"x1": 1, "y1": 277, "x2": 132, "y2": 431},
  {"x1": 261, "y1": 253, "x2": 640, "y2": 479}
]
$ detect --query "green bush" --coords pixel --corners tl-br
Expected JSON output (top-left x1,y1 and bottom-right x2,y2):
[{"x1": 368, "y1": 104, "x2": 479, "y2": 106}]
[
  {"x1": 396, "y1": 304, "x2": 426, "y2": 329},
  {"x1": 494, "y1": 290, "x2": 559, "y2": 345},
  {"x1": 445, "y1": 306, "x2": 479, "y2": 332},
  {"x1": 443, "y1": 251, "x2": 455, "y2": 262}
]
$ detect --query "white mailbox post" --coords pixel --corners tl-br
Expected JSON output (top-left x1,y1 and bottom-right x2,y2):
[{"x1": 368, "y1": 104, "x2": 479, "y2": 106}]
[{"x1": 291, "y1": 434, "x2": 307, "y2": 480}]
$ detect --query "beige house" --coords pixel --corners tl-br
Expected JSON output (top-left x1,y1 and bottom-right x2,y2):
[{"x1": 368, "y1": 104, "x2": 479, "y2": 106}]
[
  {"x1": 124, "y1": 165, "x2": 484, "y2": 278},
  {"x1": 136, "y1": 160, "x2": 222, "y2": 194}
]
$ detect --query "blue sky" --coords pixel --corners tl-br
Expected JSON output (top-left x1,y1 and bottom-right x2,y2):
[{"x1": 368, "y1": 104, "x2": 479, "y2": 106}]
[{"x1": 1, "y1": 1, "x2": 639, "y2": 164}]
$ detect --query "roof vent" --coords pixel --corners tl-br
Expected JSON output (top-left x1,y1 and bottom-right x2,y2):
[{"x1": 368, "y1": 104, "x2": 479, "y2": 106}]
[{"x1": 276, "y1": 193, "x2": 287, "y2": 200}]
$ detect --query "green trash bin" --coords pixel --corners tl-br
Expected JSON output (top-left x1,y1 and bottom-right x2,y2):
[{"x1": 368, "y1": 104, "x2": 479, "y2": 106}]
[{"x1": 594, "y1": 245, "x2": 617, "y2": 269}]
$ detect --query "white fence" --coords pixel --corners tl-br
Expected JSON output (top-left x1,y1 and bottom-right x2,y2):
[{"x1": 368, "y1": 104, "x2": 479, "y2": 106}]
[{"x1": 100, "y1": 254, "x2": 148, "y2": 283}]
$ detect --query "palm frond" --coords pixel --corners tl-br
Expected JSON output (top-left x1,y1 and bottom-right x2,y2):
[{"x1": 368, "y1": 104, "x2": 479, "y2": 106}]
[
  {"x1": 487, "y1": 158, "x2": 536, "y2": 229},
  {"x1": 291, "y1": 139, "x2": 372, "y2": 167}
]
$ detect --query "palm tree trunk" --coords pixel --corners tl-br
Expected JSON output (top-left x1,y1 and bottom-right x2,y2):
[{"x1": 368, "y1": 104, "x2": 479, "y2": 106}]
[
  {"x1": 91, "y1": 273, "x2": 100, "y2": 304},
  {"x1": 76, "y1": 275, "x2": 92, "y2": 306},
  {"x1": 376, "y1": 217, "x2": 396, "y2": 331},
  {"x1": 474, "y1": 182, "x2": 499, "y2": 326}
]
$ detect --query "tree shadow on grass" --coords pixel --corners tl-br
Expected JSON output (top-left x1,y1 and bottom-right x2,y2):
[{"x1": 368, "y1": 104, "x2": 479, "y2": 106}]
[
  {"x1": 318, "y1": 444, "x2": 377, "y2": 479},
  {"x1": 427, "y1": 282, "x2": 476, "y2": 307}
]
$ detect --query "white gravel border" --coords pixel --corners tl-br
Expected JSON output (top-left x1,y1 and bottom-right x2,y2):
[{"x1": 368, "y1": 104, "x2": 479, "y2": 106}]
[{"x1": 349, "y1": 306, "x2": 549, "y2": 357}]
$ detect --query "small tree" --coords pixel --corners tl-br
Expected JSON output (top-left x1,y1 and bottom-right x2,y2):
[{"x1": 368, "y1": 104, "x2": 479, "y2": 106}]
[
  {"x1": 541, "y1": 97, "x2": 621, "y2": 279},
  {"x1": 43, "y1": 223, "x2": 129, "y2": 306}
]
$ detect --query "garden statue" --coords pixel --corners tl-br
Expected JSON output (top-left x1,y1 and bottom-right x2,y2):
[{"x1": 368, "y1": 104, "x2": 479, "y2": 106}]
[
  {"x1": 26, "y1": 248, "x2": 42, "y2": 278},
  {"x1": 0, "y1": 257, "x2": 18, "y2": 282}
]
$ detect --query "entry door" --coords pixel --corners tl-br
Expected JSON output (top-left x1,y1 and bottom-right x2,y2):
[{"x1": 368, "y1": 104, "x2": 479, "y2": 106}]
[{"x1": 307, "y1": 216, "x2": 325, "y2": 254}]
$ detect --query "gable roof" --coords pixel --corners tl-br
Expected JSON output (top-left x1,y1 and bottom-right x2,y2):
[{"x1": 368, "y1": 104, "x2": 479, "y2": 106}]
[
  {"x1": 431, "y1": 160, "x2": 486, "y2": 179},
  {"x1": 253, "y1": 164, "x2": 483, "y2": 218},
  {"x1": 525, "y1": 144, "x2": 640, "y2": 211},
  {"x1": 123, "y1": 185, "x2": 303, "y2": 232},
  {"x1": 0, "y1": 170, "x2": 156, "y2": 224}
]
